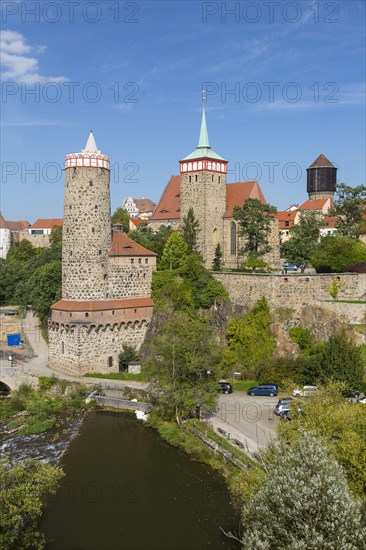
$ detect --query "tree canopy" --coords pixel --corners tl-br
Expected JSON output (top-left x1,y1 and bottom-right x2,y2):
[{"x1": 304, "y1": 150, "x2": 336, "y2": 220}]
[
  {"x1": 233, "y1": 198, "x2": 277, "y2": 261},
  {"x1": 145, "y1": 311, "x2": 224, "y2": 423},
  {"x1": 111, "y1": 207, "x2": 130, "y2": 233},
  {"x1": 160, "y1": 231, "x2": 189, "y2": 270},
  {"x1": 330, "y1": 183, "x2": 366, "y2": 239},
  {"x1": 310, "y1": 235, "x2": 366, "y2": 273},
  {"x1": 281, "y1": 211, "x2": 325, "y2": 271},
  {"x1": 128, "y1": 224, "x2": 172, "y2": 261},
  {"x1": 181, "y1": 207, "x2": 200, "y2": 252},
  {"x1": 237, "y1": 433, "x2": 365, "y2": 549}
]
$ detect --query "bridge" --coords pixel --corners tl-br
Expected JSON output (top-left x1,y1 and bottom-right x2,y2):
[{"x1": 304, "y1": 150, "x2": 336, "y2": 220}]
[{"x1": 0, "y1": 362, "x2": 38, "y2": 392}]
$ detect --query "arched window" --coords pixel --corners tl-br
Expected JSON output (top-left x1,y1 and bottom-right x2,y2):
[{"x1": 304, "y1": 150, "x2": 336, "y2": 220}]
[
  {"x1": 213, "y1": 228, "x2": 220, "y2": 245},
  {"x1": 230, "y1": 222, "x2": 237, "y2": 255}
]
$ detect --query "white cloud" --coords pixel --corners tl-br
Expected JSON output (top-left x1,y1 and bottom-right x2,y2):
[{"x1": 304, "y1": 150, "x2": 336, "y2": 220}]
[{"x1": 0, "y1": 30, "x2": 67, "y2": 83}]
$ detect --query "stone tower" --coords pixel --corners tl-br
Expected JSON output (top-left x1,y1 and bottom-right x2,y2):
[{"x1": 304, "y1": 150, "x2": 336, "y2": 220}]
[
  {"x1": 48, "y1": 133, "x2": 155, "y2": 376},
  {"x1": 62, "y1": 132, "x2": 111, "y2": 300},
  {"x1": 179, "y1": 100, "x2": 228, "y2": 267},
  {"x1": 307, "y1": 153, "x2": 337, "y2": 202}
]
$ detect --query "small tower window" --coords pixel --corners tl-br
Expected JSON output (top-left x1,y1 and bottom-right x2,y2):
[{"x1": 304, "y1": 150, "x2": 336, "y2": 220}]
[
  {"x1": 189, "y1": 175, "x2": 191, "y2": 183},
  {"x1": 108, "y1": 356, "x2": 113, "y2": 367},
  {"x1": 61, "y1": 342, "x2": 64, "y2": 354},
  {"x1": 99, "y1": 250, "x2": 102, "y2": 255},
  {"x1": 195, "y1": 175, "x2": 198, "y2": 182},
  {"x1": 131, "y1": 258, "x2": 134, "y2": 264},
  {"x1": 218, "y1": 176, "x2": 221, "y2": 183},
  {"x1": 85, "y1": 312, "x2": 89, "y2": 318},
  {"x1": 95, "y1": 205, "x2": 98, "y2": 209},
  {"x1": 92, "y1": 227, "x2": 95, "y2": 233},
  {"x1": 145, "y1": 258, "x2": 148, "y2": 264},
  {"x1": 89, "y1": 181, "x2": 93, "y2": 186},
  {"x1": 212, "y1": 175, "x2": 214, "y2": 182},
  {"x1": 138, "y1": 258, "x2": 142, "y2": 264},
  {"x1": 112, "y1": 310, "x2": 115, "y2": 315}
]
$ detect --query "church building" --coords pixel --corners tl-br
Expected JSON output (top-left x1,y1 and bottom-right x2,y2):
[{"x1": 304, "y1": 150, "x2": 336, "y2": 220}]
[{"x1": 150, "y1": 101, "x2": 279, "y2": 269}]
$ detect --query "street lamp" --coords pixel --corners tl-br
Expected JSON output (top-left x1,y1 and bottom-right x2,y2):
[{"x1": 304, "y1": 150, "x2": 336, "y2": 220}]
[{"x1": 233, "y1": 371, "x2": 241, "y2": 391}]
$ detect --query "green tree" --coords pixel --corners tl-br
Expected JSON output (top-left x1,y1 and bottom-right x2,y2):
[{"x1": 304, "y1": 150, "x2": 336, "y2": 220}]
[
  {"x1": 311, "y1": 330, "x2": 364, "y2": 389},
  {"x1": 236, "y1": 434, "x2": 365, "y2": 549},
  {"x1": 146, "y1": 312, "x2": 224, "y2": 423},
  {"x1": 212, "y1": 243, "x2": 223, "y2": 271},
  {"x1": 160, "y1": 231, "x2": 189, "y2": 270},
  {"x1": 281, "y1": 211, "x2": 325, "y2": 271},
  {"x1": 6, "y1": 239, "x2": 36, "y2": 263},
  {"x1": 227, "y1": 297, "x2": 275, "y2": 377},
  {"x1": 310, "y1": 235, "x2": 366, "y2": 273},
  {"x1": 128, "y1": 224, "x2": 172, "y2": 261},
  {"x1": 181, "y1": 207, "x2": 200, "y2": 252},
  {"x1": 278, "y1": 383, "x2": 366, "y2": 496},
  {"x1": 111, "y1": 207, "x2": 130, "y2": 233},
  {"x1": 49, "y1": 225, "x2": 62, "y2": 249},
  {"x1": 118, "y1": 343, "x2": 140, "y2": 370},
  {"x1": 233, "y1": 198, "x2": 277, "y2": 261},
  {"x1": 0, "y1": 456, "x2": 64, "y2": 549},
  {"x1": 25, "y1": 261, "x2": 62, "y2": 328},
  {"x1": 330, "y1": 183, "x2": 366, "y2": 239}
]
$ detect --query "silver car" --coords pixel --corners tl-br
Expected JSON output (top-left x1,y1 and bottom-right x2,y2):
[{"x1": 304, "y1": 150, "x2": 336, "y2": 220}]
[{"x1": 274, "y1": 397, "x2": 292, "y2": 416}]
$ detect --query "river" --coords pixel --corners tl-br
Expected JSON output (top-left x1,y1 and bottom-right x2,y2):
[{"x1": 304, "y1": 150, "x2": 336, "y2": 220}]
[{"x1": 39, "y1": 411, "x2": 241, "y2": 550}]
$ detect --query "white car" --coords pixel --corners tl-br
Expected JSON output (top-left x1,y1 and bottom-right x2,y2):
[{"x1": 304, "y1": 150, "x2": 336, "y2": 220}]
[
  {"x1": 292, "y1": 385, "x2": 317, "y2": 397},
  {"x1": 357, "y1": 396, "x2": 366, "y2": 404}
]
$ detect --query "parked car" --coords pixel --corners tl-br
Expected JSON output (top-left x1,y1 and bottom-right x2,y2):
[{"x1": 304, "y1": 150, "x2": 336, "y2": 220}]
[
  {"x1": 357, "y1": 396, "x2": 366, "y2": 404},
  {"x1": 274, "y1": 397, "x2": 292, "y2": 416},
  {"x1": 279, "y1": 406, "x2": 304, "y2": 421},
  {"x1": 247, "y1": 384, "x2": 278, "y2": 397},
  {"x1": 218, "y1": 381, "x2": 233, "y2": 394},
  {"x1": 342, "y1": 389, "x2": 360, "y2": 398},
  {"x1": 283, "y1": 262, "x2": 298, "y2": 272},
  {"x1": 292, "y1": 385, "x2": 317, "y2": 397}
]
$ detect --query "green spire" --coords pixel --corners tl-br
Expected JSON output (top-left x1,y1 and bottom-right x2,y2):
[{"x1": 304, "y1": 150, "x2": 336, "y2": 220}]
[{"x1": 198, "y1": 102, "x2": 210, "y2": 149}]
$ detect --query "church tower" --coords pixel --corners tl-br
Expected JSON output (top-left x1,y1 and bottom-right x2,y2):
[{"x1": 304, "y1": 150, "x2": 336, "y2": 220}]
[
  {"x1": 307, "y1": 153, "x2": 337, "y2": 202},
  {"x1": 62, "y1": 132, "x2": 111, "y2": 300},
  {"x1": 179, "y1": 96, "x2": 228, "y2": 267}
]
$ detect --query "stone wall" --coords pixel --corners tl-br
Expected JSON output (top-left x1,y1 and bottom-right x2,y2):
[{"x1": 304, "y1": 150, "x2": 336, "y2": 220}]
[
  {"x1": 48, "y1": 319, "x2": 150, "y2": 376},
  {"x1": 213, "y1": 271, "x2": 366, "y2": 316},
  {"x1": 19, "y1": 231, "x2": 50, "y2": 249},
  {"x1": 108, "y1": 258, "x2": 153, "y2": 299}
]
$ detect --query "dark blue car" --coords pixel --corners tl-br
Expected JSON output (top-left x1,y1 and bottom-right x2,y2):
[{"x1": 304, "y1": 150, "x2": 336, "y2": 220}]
[{"x1": 247, "y1": 384, "x2": 278, "y2": 397}]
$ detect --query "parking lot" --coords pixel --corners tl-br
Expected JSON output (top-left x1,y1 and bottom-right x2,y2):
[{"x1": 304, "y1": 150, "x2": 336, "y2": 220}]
[{"x1": 209, "y1": 392, "x2": 282, "y2": 454}]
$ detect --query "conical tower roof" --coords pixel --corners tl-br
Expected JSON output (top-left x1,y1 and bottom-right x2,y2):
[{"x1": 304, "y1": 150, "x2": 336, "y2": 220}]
[
  {"x1": 181, "y1": 101, "x2": 226, "y2": 162},
  {"x1": 308, "y1": 154, "x2": 335, "y2": 169},
  {"x1": 82, "y1": 131, "x2": 101, "y2": 154}
]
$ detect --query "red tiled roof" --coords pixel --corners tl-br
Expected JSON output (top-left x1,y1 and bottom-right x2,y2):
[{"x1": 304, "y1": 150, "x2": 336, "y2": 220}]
[
  {"x1": 130, "y1": 218, "x2": 146, "y2": 227},
  {"x1": 150, "y1": 176, "x2": 181, "y2": 220},
  {"x1": 324, "y1": 216, "x2": 337, "y2": 228},
  {"x1": 7, "y1": 220, "x2": 30, "y2": 230},
  {"x1": 299, "y1": 199, "x2": 328, "y2": 211},
  {"x1": 224, "y1": 181, "x2": 266, "y2": 217},
  {"x1": 276, "y1": 210, "x2": 297, "y2": 229},
  {"x1": 52, "y1": 297, "x2": 154, "y2": 312},
  {"x1": 133, "y1": 198, "x2": 156, "y2": 212},
  {"x1": 31, "y1": 218, "x2": 63, "y2": 229},
  {"x1": 0, "y1": 213, "x2": 9, "y2": 229},
  {"x1": 308, "y1": 154, "x2": 335, "y2": 169},
  {"x1": 109, "y1": 231, "x2": 157, "y2": 257}
]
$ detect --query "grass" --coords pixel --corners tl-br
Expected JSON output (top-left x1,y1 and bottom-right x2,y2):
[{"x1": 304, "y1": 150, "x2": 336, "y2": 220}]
[{"x1": 84, "y1": 372, "x2": 147, "y2": 382}]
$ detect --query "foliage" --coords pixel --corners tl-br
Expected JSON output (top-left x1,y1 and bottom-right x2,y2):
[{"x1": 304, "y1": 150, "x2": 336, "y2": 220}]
[
  {"x1": 329, "y1": 183, "x2": 366, "y2": 239},
  {"x1": 0, "y1": 235, "x2": 62, "y2": 327},
  {"x1": 278, "y1": 383, "x2": 366, "y2": 497},
  {"x1": 118, "y1": 343, "x2": 140, "y2": 367},
  {"x1": 257, "y1": 356, "x2": 310, "y2": 388},
  {"x1": 145, "y1": 311, "x2": 225, "y2": 423},
  {"x1": 310, "y1": 330, "x2": 364, "y2": 389},
  {"x1": 212, "y1": 242, "x2": 223, "y2": 271},
  {"x1": 181, "y1": 207, "x2": 200, "y2": 252},
  {"x1": 160, "y1": 231, "x2": 189, "y2": 270},
  {"x1": 329, "y1": 278, "x2": 345, "y2": 300},
  {"x1": 233, "y1": 198, "x2": 277, "y2": 260},
  {"x1": 111, "y1": 207, "x2": 130, "y2": 233},
  {"x1": 236, "y1": 433, "x2": 366, "y2": 549},
  {"x1": 244, "y1": 256, "x2": 268, "y2": 271},
  {"x1": 0, "y1": 456, "x2": 64, "y2": 549},
  {"x1": 152, "y1": 253, "x2": 228, "y2": 312},
  {"x1": 38, "y1": 375, "x2": 58, "y2": 391},
  {"x1": 227, "y1": 297, "x2": 275, "y2": 377},
  {"x1": 128, "y1": 224, "x2": 172, "y2": 261},
  {"x1": 281, "y1": 211, "x2": 325, "y2": 271},
  {"x1": 310, "y1": 235, "x2": 366, "y2": 273},
  {"x1": 84, "y1": 371, "x2": 146, "y2": 381},
  {"x1": 288, "y1": 326, "x2": 315, "y2": 354}
]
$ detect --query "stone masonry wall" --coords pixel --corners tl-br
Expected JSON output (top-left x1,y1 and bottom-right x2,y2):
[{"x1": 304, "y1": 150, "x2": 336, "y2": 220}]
[
  {"x1": 213, "y1": 272, "x2": 366, "y2": 314},
  {"x1": 48, "y1": 320, "x2": 149, "y2": 376},
  {"x1": 62, "y1": 166, "x2": 111, "y2": 301},
  {"x1": 180, "y1": 170, "x2": 227, "y2": 268},
  {"x1": 108, "y1": 257, "x2": 154, "y2": 299}
]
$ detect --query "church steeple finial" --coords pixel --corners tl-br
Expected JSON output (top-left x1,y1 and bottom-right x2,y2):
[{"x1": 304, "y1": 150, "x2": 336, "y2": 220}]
[{"x1": 198, "y1": 89, "x2": 210, "y2": 149}]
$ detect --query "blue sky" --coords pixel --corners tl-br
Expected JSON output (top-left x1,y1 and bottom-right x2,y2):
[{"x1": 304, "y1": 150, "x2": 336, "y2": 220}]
[{"x1": 1, "y1": 0, "x2": 365, "y2": 221}]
